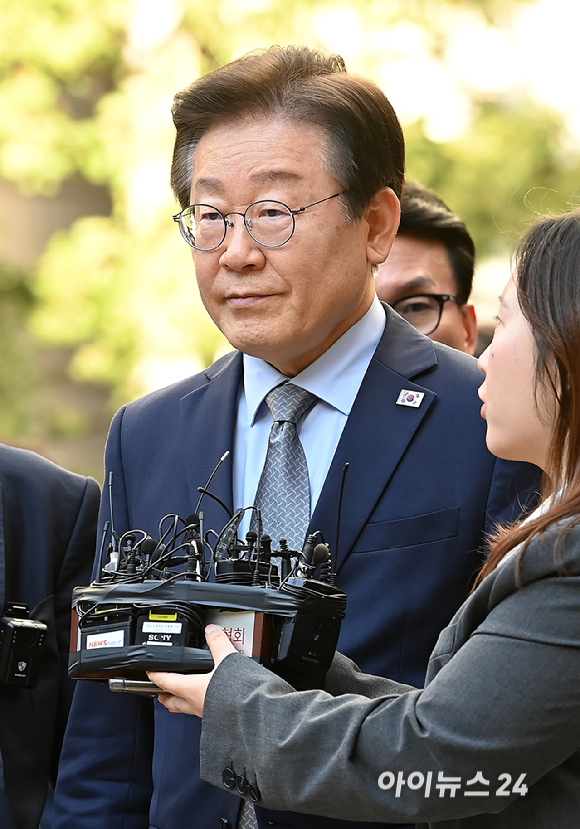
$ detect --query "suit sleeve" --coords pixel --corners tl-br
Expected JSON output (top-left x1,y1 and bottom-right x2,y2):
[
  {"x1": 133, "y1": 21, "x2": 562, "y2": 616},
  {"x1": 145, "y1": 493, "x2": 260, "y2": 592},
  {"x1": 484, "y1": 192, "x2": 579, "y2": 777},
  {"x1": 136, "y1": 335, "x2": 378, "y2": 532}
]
[
  {"x1": 200, "y1": 561, "x2": 580, "y2": 824},
  {"x1": 0, "y1": 450, "x2": 101, "y2": 829},
  {"x1": 485, "y1": 458, "x2": 542, "y2": 537},
  {"x1": 52, "y1": 475, "x2": 101, "y2": 779},
  {"x1": 54, "y1": 409, "x2": 155, "y2": 829},
  {"x1": 324, "y1": 652, "x2": 415, "y2": 698}
]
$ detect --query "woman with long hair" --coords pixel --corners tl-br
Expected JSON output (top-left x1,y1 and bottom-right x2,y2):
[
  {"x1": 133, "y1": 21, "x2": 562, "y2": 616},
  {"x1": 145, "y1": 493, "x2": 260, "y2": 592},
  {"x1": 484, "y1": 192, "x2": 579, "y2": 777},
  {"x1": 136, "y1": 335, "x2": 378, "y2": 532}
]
[{"x1": 150, "y1": 210, "x2": 580, "y2": 828}]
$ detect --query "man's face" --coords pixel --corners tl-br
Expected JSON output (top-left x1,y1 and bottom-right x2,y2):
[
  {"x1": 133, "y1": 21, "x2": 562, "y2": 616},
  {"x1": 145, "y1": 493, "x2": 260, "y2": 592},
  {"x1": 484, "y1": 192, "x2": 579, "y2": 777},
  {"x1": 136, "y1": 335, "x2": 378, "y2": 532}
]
[
  {"x1": 375, "y1": 234, "x2": 478, "y2": 355},
  {"x1": 189, "y1": 116, "x2": 381, "y2": 377}
]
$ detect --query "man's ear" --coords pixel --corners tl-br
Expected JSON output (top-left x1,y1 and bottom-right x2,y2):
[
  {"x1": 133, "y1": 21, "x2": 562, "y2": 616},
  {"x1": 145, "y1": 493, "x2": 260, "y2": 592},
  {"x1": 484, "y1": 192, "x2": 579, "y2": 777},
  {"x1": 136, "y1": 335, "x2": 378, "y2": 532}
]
[
  {"x1": 365, "y1": 187, "x2": 401, "y2": 265},
  {"x1": 462, "y1": 303, "x2": 479, "y2": 356}
]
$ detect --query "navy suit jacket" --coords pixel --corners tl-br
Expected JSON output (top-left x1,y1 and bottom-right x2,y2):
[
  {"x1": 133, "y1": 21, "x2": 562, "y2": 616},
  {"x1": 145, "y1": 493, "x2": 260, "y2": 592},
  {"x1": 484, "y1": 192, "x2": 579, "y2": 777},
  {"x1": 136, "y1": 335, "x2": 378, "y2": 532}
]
[
  {"x1": 54, "y1": 309, "x2": 540, "y2": 829},
  {"x1": 0, "y1": 444, "x2": 99, "y2": 829}
]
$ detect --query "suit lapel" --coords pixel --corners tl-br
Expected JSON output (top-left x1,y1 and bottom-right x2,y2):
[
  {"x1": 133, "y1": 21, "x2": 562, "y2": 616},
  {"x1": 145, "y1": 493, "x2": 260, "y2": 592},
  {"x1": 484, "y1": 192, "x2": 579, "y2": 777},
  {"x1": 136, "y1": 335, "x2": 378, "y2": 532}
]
[
  {"x1": 179, "y1": 311, "x2": 439, "y2": 569},
  {"x1": 310, "y1": 309, "x2": 439, "y2": 572},
  {"x1": 179, "y1": 351, "x2": 242, "y2": 535}
]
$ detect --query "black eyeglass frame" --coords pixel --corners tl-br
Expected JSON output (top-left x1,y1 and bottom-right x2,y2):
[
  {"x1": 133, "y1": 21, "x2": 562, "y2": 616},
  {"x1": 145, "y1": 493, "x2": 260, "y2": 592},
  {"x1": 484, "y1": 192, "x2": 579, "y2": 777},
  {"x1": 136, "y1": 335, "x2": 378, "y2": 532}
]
[
  {"x1": 389, "y1": 293, "x2": 459, "y2": 336},
  {"x1": 172, "y1": 191, "x2": 346, "y2": 251}
]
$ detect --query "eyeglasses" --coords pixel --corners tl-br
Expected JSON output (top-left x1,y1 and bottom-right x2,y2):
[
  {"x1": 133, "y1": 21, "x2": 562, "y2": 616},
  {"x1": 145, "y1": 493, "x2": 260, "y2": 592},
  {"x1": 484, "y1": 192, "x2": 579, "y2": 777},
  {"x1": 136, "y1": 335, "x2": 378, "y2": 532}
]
[
  {"x1": 172, "y1": 191, "x2": 345, "y2": 251},
  {"x1": 389, "y1": 294, "x2": 459, "y2": 336}
]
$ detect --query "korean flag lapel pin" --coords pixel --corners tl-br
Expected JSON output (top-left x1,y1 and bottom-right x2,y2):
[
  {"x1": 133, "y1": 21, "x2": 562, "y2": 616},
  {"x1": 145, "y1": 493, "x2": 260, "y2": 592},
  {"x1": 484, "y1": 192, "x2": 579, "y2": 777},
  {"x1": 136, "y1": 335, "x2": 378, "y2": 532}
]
[{"x1": 396, "y1": 389, "x2": 425, "y2": 408}]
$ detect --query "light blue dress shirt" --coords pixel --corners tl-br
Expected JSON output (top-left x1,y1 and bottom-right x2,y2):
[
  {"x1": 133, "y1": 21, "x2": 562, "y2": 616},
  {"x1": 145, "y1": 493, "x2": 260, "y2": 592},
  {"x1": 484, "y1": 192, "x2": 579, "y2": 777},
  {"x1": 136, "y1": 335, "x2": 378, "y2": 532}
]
[{"x1": 233, "y1": 297, "x2": 386, "y2": 539}]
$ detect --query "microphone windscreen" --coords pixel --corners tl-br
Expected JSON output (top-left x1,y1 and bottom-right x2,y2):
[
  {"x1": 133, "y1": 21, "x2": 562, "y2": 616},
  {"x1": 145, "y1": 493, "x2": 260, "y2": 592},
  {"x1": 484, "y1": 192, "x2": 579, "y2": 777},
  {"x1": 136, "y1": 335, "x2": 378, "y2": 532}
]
[
  {"x1": 140, "y1": 537, "x2": 158, "y2": 556},
  {"x1": 312, "y1": 543, "x2": 330, "y2": 566}
]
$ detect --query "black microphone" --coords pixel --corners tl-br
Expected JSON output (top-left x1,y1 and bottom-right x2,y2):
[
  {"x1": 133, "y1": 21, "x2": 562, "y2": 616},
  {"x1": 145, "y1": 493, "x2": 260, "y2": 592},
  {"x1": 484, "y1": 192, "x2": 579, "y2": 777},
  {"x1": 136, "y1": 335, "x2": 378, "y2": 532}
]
[
  {"x1": 296, "y1": 533, "x2": 318, "y2": 577},
  {"x1": 98, "y1": 520, "x2": 111, "y2": 575},
  {"x1": 244, "y1": 530, "x2": 258, "y2": 561},
  {"x1": 302, "y1": 534, "x2": 317, "y2": 566},
  {"x1": 149, "y1": 542, "x2": 167, "y2": 567},
  {"x1": 101, "y1": 472, "x2": 120, "y2": 574},
  {"x1": 260, "y1": 534, "x2": 272, "y2": 559},
  {"x1": 123, "y1": 535, "x2": 137, "y2": 574},
  {"x1": 183, "y1": 513, "x2": 203, "y2": 579},
  {"x1": 195, "y1": 451, "x2": 231, "y2": 515},
  {"x1": 165, "y1": 556, "x2": 189, "y2": 567},
  {"x1": 140, "y1": 537, "x2": 158, "y2": 567},
  {"x1": 312, "y1": 543, "x2": 330, "y2": 567},
  {"x1": 214, "y1": 508, "x2": 245, "y2": 561},
  {"x1": 108, "y1": 471, "x2": 120, "y2": 552},
  {"x1": 331, "y1": 462, "x2": 350, "y2": 584},
  {"x1": 184, "y1": 513, "x2": 201, "y2": 535},
  {"x1": 195, "y1": 488, "x2": 232, "y2": 520}
]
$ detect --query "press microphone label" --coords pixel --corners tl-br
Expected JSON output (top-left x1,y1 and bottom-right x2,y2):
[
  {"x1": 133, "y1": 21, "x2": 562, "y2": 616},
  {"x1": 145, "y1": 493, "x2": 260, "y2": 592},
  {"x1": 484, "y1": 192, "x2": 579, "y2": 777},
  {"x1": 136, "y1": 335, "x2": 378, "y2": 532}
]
[
  {"x1": 205, "y1": 610, "x2": 256, "y2": 657},
  {"x1": 142, "y1": 622, "x2": 183, "y2": 634},
  {"x1": 86, "y1": 630, "x2": 125, "y2": 649}
]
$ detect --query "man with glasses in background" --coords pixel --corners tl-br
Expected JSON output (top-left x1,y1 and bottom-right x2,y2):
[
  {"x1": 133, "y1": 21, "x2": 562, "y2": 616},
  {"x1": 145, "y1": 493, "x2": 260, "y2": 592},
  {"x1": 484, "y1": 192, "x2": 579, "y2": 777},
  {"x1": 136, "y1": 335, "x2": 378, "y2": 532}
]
[
  {"x1": 376, "y1": 180, "x2": 478, "y2": 355},
  {"x1": 55, "y1": 45, "x2": 540, "y2": 829}
]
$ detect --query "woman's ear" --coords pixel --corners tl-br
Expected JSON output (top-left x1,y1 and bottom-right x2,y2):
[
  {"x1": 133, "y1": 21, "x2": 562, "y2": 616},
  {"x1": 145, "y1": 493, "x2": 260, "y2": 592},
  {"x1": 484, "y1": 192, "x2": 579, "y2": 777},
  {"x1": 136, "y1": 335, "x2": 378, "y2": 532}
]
[{"x1": 364, "y1": 187, "x2": 401, "y2": 265}]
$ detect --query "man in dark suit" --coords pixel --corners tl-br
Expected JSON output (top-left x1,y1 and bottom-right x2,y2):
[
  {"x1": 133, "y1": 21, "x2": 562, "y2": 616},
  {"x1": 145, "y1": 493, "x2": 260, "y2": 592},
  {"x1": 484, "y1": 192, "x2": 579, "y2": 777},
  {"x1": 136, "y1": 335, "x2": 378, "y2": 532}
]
[
  {"x1": 0, "y1": 443, "x2": 99, "y2": 829},
  {"x1": 54, "y1": 45, "x2": 540, "y2": 829},
  {"x1": 375, "y1": 180, "x2": 479, "y2": 355}
]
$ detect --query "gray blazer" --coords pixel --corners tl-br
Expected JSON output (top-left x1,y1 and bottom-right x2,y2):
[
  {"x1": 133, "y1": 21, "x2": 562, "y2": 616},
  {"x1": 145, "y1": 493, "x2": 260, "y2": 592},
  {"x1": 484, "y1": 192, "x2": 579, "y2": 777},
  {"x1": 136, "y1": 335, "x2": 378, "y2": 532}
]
[{"x1": 200, "y1": 519, "x2": 580, "y2": 828}]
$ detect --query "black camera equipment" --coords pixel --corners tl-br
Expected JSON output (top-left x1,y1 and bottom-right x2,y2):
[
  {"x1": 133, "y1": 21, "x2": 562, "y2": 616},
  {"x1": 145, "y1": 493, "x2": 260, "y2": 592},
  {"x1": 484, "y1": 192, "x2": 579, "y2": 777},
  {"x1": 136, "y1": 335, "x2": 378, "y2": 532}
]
[
  {"x1": 69, "y1": 457, "x2": 348, "y2": 692},
  {"x1": 0, "y1": 602, "x2": 47, "y2": 688}
]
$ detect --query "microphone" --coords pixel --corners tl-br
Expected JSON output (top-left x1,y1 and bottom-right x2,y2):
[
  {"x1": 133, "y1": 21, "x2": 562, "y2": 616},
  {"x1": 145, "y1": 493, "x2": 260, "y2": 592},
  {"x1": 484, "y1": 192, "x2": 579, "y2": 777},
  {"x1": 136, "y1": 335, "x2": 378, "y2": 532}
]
[
  {"x1": 139, "y1": 537, "x2": 158, "y2": 567},
  {"x1": 312, "y1": 543, "x2": 330, "y2": 567},
  {"x1": 122, "y1": 534, "x2": 137, "y2": 574},
  {"x1": 99, "y1": 521, "x2": 113, "y2": 574},
  {"x1": 244, "y1": 530, "x2": 258, "y2": 561},
  {"x1": 195, "y1": 451, "x2": 231, "y2": 515},
  {"x1": 214, "y1": 508, "x2": 245, "y2": 561},
  {"x1": 295, "y1": 537, "x2": 312, "y2": 578},
  {"x1": 302, "y1": 534, "x2": 317, "y2": 566},
  {"x1": 195, "y1": 488, "x2": 232, "y2": 520},
  {"x1": 149, "y1": 542, "x2": 167, "y2": 568},
  {"x1": 184, "y1": 513, "x2": 201, "y2": 535},
  {"x1": 101, "y1": 472, "x2": 120, "y2": 575},
  {"x1": 108, "y1": 471, "x2": 120, "y2": 552},
  {"x1": 183, "y1": 513, "x2": 204, "y2": 579},
  {"x1": 331, "y1": 462, "x2": 350, "y2": 585}
]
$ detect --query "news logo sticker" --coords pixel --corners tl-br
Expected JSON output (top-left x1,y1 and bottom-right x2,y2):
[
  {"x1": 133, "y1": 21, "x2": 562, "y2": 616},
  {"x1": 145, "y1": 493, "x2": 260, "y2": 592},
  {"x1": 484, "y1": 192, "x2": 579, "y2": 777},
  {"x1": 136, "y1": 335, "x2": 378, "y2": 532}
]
[{"x1": 86, "y1": 630, "x2": 125, "y2": 649}]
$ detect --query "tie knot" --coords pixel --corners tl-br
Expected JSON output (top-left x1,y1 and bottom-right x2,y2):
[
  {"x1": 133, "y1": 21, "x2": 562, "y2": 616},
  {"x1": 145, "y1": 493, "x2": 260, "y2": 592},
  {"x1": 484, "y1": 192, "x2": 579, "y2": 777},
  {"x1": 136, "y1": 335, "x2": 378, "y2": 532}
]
[{"x1": 265, "y1": 383, "x2": 316, "y2": 424}]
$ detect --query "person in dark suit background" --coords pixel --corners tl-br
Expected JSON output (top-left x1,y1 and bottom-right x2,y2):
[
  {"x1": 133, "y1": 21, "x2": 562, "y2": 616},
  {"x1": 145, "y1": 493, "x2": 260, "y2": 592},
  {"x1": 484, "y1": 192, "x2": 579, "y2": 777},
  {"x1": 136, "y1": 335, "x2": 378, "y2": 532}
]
[
  {"x1": 0, "y1": 444, "x2": 99, "y2": 829},
  {"x1": 54, "y1": 45, "x2": 540, "y2": 829},
  {"x1": 375, "y1": 180, "x2": 478, "y2": 355}
]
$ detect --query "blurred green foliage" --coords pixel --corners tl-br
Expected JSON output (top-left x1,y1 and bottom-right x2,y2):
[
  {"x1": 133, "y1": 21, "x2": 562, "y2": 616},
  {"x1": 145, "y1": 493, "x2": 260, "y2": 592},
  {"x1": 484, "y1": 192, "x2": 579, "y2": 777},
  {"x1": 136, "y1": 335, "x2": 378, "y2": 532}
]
[
  {"x1": 0, "y1": 0, "x2": 579, "y2": 465},
  {"x1": 0, "y1": 0, "x2": 123, "y2": 191},
  {"x1": 406, "y1": 103, "x2": 580, "y2": 260},
  {"x1": 0, "y1": 262, "x2": 38, "y2": 436}
]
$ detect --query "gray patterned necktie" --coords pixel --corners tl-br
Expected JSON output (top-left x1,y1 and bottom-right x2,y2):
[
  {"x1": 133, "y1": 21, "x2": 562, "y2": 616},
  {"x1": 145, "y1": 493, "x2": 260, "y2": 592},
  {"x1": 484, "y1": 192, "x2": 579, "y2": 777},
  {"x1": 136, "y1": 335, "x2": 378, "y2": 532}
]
[
  {"x1": 253, "y1": 382, "x2": 317, "y2": 550},
  {"x1": 238, "y1": 800, "x2": 259, "y2": 829},
  {"x1": 239, "y1": 383, "x2": 316, "y2": 829}
]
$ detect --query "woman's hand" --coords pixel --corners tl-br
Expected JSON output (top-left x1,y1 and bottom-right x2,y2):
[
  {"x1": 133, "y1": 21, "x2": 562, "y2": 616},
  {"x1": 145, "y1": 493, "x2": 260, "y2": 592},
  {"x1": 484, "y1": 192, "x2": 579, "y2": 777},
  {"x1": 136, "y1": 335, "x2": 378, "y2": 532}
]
[{"x1": 148, "y1": 624, "x2": 237, "y2": 717}]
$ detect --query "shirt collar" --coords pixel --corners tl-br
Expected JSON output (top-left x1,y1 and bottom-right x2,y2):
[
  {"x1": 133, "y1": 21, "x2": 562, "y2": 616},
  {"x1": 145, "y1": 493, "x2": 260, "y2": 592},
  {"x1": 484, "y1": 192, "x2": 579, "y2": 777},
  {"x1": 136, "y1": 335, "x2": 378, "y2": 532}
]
[{"x1": 243, "y1": 297, "x2": 386, "y2": 424}]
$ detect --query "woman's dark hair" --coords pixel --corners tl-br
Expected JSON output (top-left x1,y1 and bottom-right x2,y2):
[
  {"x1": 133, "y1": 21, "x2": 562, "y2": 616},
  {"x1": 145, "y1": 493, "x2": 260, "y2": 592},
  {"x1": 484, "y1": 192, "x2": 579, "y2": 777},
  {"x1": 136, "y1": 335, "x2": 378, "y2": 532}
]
[
  {"x1": 170, "y1": 45, "x2": 405, "y2": 220},
  {"x1": 476, "y1": 209, "x2": 580, "y2": 585}
]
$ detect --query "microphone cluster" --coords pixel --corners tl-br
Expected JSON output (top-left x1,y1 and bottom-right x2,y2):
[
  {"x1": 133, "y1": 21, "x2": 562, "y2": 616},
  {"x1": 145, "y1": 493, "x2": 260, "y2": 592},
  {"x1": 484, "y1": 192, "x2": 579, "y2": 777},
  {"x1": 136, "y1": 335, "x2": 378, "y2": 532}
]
[{"x1": 69, "y1": 475, "x2": 347, "y2": 693}]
